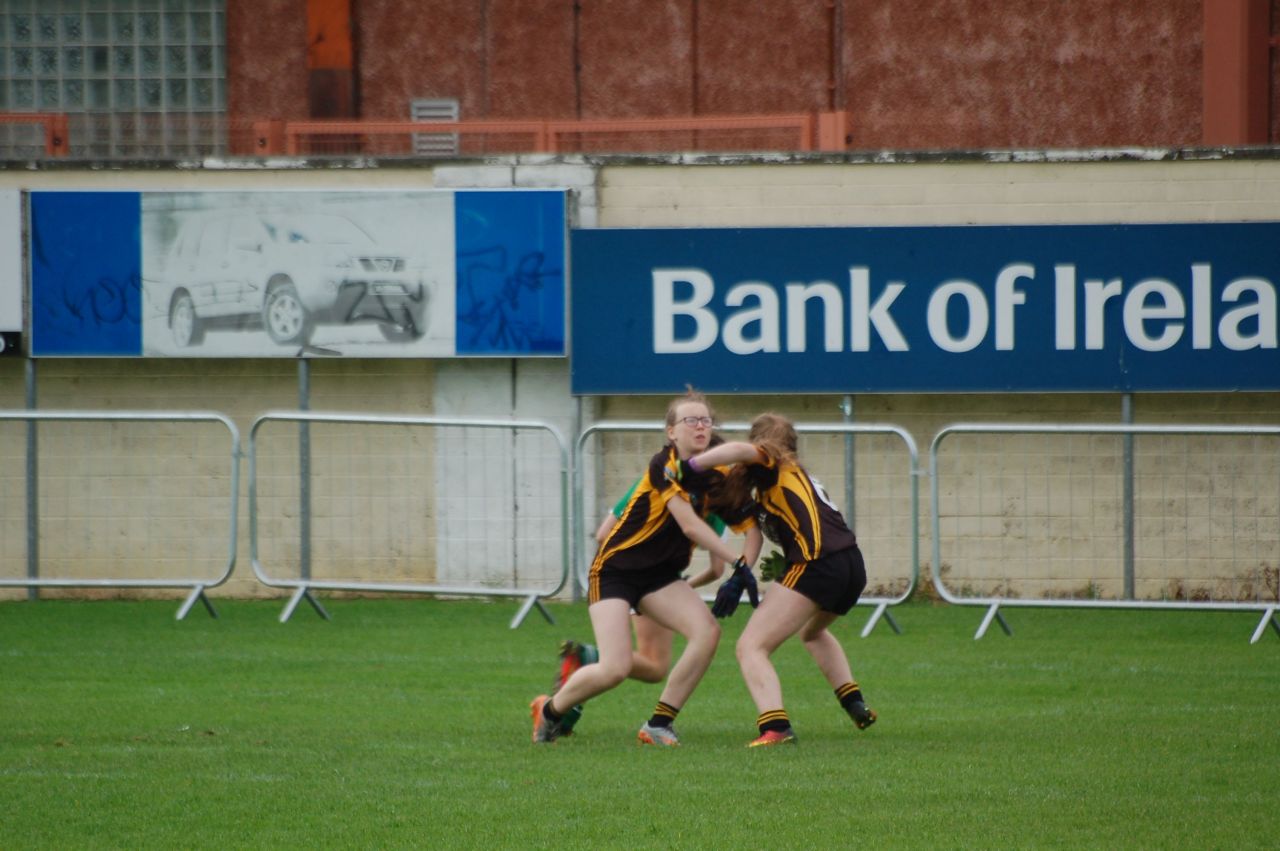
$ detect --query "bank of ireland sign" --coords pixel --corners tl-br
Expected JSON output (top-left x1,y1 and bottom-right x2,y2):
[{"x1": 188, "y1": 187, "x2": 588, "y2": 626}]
[{"x1": 570, "y1": 224, "x2": 1280, "y2": 394}]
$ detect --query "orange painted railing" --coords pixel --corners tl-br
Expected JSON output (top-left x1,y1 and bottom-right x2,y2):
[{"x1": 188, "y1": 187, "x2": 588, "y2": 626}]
[
  {"x1": 1, "y1": 110, "x2": 849, "y2": 159},
  {"x1": 0, "y1": 112, "x2": 71, "y2": 156},
  {"x1": 264, "y1": 111, "x2": 850, "y2": 157}
]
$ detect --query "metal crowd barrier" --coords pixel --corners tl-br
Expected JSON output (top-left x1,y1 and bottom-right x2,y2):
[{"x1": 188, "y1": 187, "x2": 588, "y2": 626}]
[
  {"x1": 931, "y1": 424, "x2": 1280, "y2": 644},
  {"x1": 247, "y1": 409, "x2": 568, "y2": 627},
  {"x1": 574, "y1": 420, "x2": 920, "y2": 637},
  {"x1": 0, "y1": 410, "x2": 240, "y2": 619}
]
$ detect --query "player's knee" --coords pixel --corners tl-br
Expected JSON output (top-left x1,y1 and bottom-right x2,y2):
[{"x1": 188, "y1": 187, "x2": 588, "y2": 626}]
[
  {"x1": 635, "y1": 649, "x2": 672, "y2": 680},
  {"x1": 799, "y1": 623, "x2": 826, "y2": 644},
  {"x1": 629, "y1": 657, "x2": 665, "y2": 683},
  {"x1": 735, "y1": 632, "x2": 763, "y2": 664},
  {"x1": 596, "y1": 657, "x2": 631, "y2": 687}
]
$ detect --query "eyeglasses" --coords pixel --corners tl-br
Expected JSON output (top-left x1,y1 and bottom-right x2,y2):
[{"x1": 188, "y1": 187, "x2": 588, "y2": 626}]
[{"x1": 679, "y1": 416, "x2": 714, "y2": 428}]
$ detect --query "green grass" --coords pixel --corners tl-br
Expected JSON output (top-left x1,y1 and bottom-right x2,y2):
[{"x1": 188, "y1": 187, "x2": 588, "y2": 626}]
[{"x1": 1, "y1": 598, "x2": 1277, "y2": 849}]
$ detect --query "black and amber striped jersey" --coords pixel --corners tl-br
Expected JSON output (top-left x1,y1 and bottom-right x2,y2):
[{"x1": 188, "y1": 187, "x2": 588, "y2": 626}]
[
  {"x1": 591, "y1": 446, "x2": 719, "y2": 573},
  {"x1": 746, "y1": 449, "x2": 856, "y2": 565}
]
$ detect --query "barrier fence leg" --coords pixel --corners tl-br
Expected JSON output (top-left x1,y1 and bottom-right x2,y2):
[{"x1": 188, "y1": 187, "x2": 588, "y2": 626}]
[
  {"x1": 975, "y1": 602, "x2": 1012, "y2": 639},
  {"x1": 860, "y1": 601, "x2": 902, "y2": 637},
  {"x1": 175, "y1": 585, "x2": 218, "y2": 620},
  {"x1": 882, "y1": 608, "x2": 902, "y2": 635},
  {"x1": 280, "y1": 585, "x2": 330, "y2": 623},
  {"x1": 510, "y1": 594, "x2": 556, "y2": 630},
  {"x1": 1249, "y1": 606, "x2": 1278, "y2": 645}
]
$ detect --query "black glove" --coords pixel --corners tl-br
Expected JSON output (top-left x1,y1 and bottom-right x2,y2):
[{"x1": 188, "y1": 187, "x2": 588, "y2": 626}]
[
  {"x1": 711, "y1": 571, "x2": 743, "y2": 618},
  {"x1": 711, "y1": 557, "x2": 757, "y2": 618},
  {"x1": 738, "y1": 558, "x2": 760, "y2": 608}
]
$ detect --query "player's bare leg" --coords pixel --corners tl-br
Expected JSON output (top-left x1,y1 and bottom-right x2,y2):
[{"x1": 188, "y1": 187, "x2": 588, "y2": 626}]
[
  {"x1": 798, "y1": 612, "x2": 851, "y2": 686},
  {"x1": 736, "y1": 582, "x2": 817, "y2": 713},
  {"x1": 638, "y1": 580, "x2": 720, "y2": 710},
  {"x1": 799, "y1": 610, "x2": 877, "y2": 730},
  {"x1": 549, "y1": 598, "x2": 634, "y2": 712},
  {"x1": 629, "y1": 613, "x2": 675, "y2": 683}
]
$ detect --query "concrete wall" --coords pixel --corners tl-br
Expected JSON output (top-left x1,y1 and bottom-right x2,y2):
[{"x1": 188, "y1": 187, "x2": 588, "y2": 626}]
[{"x1": 2, "y1": 153, "x2": 1278, "y2": 603}]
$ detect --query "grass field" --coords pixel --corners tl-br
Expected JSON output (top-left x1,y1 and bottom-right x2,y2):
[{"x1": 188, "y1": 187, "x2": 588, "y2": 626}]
[{"x1": 1, "y1": 597, "x2": 1277, "y2": 849}]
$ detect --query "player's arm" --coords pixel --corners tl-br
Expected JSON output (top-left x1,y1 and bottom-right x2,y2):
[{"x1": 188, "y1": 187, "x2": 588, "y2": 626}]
[
  {"x1": 596, "y1": 478, "x2": 641, "y2": 543},
  {"x1": 686, "y1": 514, "x2": 734, "y2": 588},
  {"x1": 667, "y1": 496, "x2": 742, "y2": 565},
  {"x1": 691, "y1": 519, "x2": 762, "y2": 587},
  {"x1": 594, "y1": 512, "x2": 619, "y2": 543},
  {"x1": 687, "y1": 441, "x2": 764, "y2": 471},
  {"x1": 686, "y1": 554, "x2": 726, "y2": 590},
  {"x1": 741, "y1": 522, "x2": 764, "y2": 567}
]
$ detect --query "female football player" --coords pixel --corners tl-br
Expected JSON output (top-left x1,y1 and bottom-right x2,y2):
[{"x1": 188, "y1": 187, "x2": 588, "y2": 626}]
[
  {"x1": 530, "y1": 388, "x2": 760, "y2": 746},
  {"x1": 547, "y1": 434, "x2": 746, "y2": 736},
  {"x1": 682, "y1": 412, "x2": 877, "y2": 747}
]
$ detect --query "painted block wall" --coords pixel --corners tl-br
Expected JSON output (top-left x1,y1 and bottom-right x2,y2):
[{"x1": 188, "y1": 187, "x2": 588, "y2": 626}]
[
  {"x1": 591, "y1": 158, "x2": 1280, "y2": 601},
  {"x1": 2, "y1": 155, "x2": 1278, "y2": 602}
]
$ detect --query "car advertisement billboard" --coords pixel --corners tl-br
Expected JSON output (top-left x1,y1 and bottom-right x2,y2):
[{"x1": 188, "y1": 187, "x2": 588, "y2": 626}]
[
  {"x1": 28, "y1": 189, "x2": 566, "y2": 358},
  {"x1": 571, "y1": 223, "x2": 1280, "y2": 394},
  {"x1": 0, "y1": 189, "x2": 21, "y2": 356}
]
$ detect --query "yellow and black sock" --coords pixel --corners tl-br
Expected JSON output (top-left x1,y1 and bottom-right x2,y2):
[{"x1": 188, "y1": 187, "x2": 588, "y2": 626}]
[
  {"x1": 647, "y1": 701, "x2": 679, "y2": 729},
  {"x1": 756, "y1": 709, "x2": 790, "y2": 734},
  {"x1": 836, "y1": 681, "x2": 865, "y2": 712}
]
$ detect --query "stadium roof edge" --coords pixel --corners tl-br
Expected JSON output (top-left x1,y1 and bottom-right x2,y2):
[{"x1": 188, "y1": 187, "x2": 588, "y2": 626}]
[{"x1": 4, "y1": 145, "x2": 1280, "y2": 172}]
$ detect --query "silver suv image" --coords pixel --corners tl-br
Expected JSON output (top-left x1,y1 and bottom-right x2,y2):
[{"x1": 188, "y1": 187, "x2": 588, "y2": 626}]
[{"x1": 156, "y1": 210, "x2": 430, "y2": 347}]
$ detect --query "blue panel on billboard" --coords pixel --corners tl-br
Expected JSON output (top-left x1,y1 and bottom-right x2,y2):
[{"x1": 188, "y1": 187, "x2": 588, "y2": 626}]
[
  {"x1": 455, "y1": 191, "x2": 566, "y2": 355},
  {"x1": 26, "y1": 189, "x2": 568, "y2": 359},
  {"x1": 570, "y1": 224, "x2": 1280, "y2": 394},
  {"x1": 31, "y1": 192, "x2": 142, "y2": 356}
]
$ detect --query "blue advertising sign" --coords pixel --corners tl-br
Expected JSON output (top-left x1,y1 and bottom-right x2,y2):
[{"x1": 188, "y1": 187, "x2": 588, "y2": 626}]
[
  {"x1": 30, "y1": 192, "x2": 143, "y2": 356},
  {"x1": 570, "y1": 224, "x2": 1280, "y2": 394},
  {"x1": 27, "y1": 189, "x2": 566, "y2": 358},
  {"x1": 455, "y1": 191, "x2": 566, "y2": 355}
]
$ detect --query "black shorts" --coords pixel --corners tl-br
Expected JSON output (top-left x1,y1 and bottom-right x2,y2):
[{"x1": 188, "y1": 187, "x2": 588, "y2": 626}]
[
  {"x1": 590, "y1": 562, "x2": 685, "y2": 609},
  {"x1": 777, "y1": 545, "x2": 866, "y2": 616}
]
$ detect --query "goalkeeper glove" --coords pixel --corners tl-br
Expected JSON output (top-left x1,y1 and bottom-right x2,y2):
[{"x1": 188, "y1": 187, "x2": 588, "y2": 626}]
[
  {"x1": 738, "y1": 557, "x2": 760, "y2": 608},
  {"x1": 711, "y1": 570, "x2": 742, "y2": 618},
  {"x1": 758, "y1": 550, "x2": 787, "y2": 583},
  {"x1": 711, "y1": 557, "x2": 758, "y2": 618}
]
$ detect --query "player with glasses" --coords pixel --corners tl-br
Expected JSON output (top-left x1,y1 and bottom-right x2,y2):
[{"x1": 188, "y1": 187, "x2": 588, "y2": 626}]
[
  {"x1": 551, "y1": 428, "x2": 757, "y2": 739},
  {"x1": 531, "y1": 387, "x2": 761, "y2": 746}
]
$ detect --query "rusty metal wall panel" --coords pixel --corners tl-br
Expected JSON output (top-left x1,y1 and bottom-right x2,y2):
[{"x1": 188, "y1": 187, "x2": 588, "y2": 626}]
[
  {"x1": 579, "y1": 0, "x2": 695, "y2": 117},
  {"x1": 844, "y1": 0, "x2": 1203, "y2": 149},
  {"x1": 227, "y1": 2, "x2": 309, "y2": 121},
  {"x1": 695, "y1": 1, "x2": 833, "y2": 114},
  {"x1": 224, "y1": 0, "x2": 1277, "y2": 149}
]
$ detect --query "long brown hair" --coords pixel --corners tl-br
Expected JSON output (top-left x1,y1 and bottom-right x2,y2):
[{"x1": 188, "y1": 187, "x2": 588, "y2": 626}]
[
  {"x1": 748, "y1": 412, "x2": 799, "y2": 466},
  {"x1": 709, "y1": 413, "x2": 799, "y2": 513}
]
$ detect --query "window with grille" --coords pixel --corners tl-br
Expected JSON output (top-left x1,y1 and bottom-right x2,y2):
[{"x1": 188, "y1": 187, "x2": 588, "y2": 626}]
[{"x1": 0, "y1": 0, "x2": 225, "y2": 159}]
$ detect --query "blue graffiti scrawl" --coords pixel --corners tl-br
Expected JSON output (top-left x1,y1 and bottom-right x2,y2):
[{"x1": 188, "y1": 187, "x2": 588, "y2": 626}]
[
  {"x1": 454, "y1": 191, "x2": 565, "y2": 355},
  {"x1": 31, "y1": 192, "x2": 143, "y2": 356}
]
